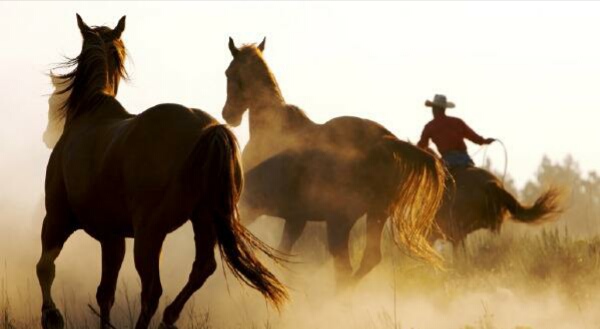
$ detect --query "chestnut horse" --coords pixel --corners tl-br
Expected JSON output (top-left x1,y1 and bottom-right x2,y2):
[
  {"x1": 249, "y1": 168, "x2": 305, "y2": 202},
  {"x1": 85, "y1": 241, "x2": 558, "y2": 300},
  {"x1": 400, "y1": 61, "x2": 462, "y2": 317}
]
[
  {"x1": 222, "y1": 38, "x2": 447, "y2": 286},
  {"x1": 431, "y1": 166, "x2": 560, "y2": 245},
  {"x1": 37, "y1": 16, "x2": 286, "y2": 329}
]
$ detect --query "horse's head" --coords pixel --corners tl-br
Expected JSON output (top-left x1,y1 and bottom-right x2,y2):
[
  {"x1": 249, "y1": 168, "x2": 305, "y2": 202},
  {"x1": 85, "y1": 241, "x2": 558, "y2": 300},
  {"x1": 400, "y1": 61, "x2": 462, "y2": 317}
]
[
  {"x1": 223, "y1": 37, "x2": 280, "y2": 127},
  {"x1": 75, "y1": 14, "x2": 128, "y2": 95},
  {"x1": 52, "y1": 14, "x2": 128, "y2": 124}
]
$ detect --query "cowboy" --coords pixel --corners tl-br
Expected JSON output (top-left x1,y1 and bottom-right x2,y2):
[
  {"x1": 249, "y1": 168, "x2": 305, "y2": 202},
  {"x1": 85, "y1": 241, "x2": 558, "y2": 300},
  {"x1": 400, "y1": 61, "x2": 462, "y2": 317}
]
[{"x1": 417, "y1": 94, "x2": 495, "y2": 168}]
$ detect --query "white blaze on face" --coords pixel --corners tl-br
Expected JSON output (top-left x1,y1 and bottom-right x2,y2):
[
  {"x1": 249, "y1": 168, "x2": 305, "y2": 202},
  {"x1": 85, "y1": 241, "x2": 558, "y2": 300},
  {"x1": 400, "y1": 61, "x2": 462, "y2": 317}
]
[{"x1": 43, "y1": 75, "x2": 69, "y2": 149}]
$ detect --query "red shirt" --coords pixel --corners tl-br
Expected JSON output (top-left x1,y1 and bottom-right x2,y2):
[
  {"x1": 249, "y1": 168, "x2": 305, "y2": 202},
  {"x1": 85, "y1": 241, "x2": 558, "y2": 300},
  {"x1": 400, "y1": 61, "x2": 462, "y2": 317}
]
[{"x1": 417, "y1": 115, "x2": 486, "y2": 154}]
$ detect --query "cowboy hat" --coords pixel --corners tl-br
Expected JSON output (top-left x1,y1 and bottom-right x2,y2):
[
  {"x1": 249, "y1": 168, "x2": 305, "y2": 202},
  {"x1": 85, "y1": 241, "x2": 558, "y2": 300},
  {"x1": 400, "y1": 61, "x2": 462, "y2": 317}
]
[{"x1": 425, "y1": 94, "x2": 455, "y2": 109}]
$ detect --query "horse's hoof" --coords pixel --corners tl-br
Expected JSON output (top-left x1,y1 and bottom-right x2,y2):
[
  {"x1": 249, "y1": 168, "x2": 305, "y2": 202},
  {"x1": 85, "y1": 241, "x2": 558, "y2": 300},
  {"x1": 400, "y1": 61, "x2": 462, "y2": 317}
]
[
  {"x1": 158, "y1": 322, "x2": 178, "y2": 329},
  {"x1": 41, "y1": 307, "x2": 65, "y2": 329}
]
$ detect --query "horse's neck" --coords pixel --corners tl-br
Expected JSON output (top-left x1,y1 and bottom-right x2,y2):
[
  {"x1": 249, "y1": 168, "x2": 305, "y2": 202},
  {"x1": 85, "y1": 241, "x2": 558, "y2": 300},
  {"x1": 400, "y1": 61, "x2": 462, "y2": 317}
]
[
  {"x1": 90, "y1": 97, "x2": 131, "y2": 122},
  {"x1": 248, "y1": 104, "x2": 283, "y2": 139},
  {"x1": 243, "y1": 103, "x2": 314, "y2": 169},
  {"x1": 249, "y1": 104, "x2": 314, "y2": 137},
  {"x1": 65, "y1": 96, "x2": 131, "y2": 130}
]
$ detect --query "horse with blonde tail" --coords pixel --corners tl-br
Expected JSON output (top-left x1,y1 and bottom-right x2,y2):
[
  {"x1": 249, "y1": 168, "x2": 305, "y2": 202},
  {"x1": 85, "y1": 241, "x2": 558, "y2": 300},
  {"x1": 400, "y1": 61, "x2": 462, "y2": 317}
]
[
  {"x1": 37, "y1": 15, "x2": 287, "y2": 329},
  {"x1": 222, "y1": 38, "x2": 447, "y2": 287},
  {"x1": 432, "y1": 166, "x2": 561, "y2": 245}
]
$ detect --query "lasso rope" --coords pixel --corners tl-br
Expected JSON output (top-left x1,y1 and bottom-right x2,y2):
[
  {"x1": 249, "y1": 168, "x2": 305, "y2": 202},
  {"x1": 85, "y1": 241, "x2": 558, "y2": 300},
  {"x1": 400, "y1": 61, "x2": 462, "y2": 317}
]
[{"x1": 474, "y1": 139, "x2": 509, "y2": 186}]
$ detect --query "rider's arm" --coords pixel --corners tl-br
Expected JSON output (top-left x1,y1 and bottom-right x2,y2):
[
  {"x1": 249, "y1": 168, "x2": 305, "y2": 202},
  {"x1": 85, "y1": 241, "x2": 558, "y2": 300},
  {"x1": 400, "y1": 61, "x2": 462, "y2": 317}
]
[
  {"x1": 417, "y1": 125, "x2": 431, "y2": 149},
  {"x1": 461, "y1": 120, "x2": 487, "y2": 145}
]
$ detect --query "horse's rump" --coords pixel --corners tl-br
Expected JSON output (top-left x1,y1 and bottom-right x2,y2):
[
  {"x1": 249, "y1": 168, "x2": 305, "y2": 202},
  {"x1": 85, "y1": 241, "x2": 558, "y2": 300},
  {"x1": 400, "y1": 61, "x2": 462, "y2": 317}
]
[
  {"x1": 437, "y1": 166, "x2": 560, "y2": 243},
  {"x1": 317, "y1": 116, "x2": 395, "y2": 158},
  {"x1": 437, "y1": 167, "x2": 505, "y2": 241},
  {"x1": 57, "y1": 104, "x2": 219, "y2": 234}
]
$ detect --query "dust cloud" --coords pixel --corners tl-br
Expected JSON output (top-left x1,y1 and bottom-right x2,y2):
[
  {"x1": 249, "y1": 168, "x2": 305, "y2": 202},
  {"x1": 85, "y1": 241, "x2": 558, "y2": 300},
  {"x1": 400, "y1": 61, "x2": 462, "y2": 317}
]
[
  {"x1": 2, "y1": 203, "x2": 600, "y2": 329},
  {"x1": 1, "y1": 72, "x2": 600, "y2": 329}
]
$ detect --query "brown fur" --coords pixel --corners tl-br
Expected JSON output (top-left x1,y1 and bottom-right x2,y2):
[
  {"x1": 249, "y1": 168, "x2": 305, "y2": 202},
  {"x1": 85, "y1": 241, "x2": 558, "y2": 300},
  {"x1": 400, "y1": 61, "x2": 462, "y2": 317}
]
[
  {"x1": 223, "y1": 39, "x2": 447, "y2": 286},
  {"x1": 432, "y1": 166, "x2": 561, "y2": 244},
  {"x1": 36, "y1": 17, "x2": 286, "y2": 329}
]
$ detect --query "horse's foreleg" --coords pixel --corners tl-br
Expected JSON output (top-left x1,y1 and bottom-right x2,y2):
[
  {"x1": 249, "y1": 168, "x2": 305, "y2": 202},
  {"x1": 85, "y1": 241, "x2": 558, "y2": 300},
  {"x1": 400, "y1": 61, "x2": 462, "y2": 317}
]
[
  {"x1": 278, "y1": 218, "x2": 307, "y2": 253},
  {"x1": 134, "y1": 230, "x2": 165, "y2": 329},
  {"x1": 326, "y1": 218, "x2": 353, "y2": 291},
  {"x1": 239, "y1": 203, "x2": 261, "y2": 227},
  {"x1": 353, "y1": 212, "x2": 386, "y2": 282},
  {"x1": 96, "y1": 238, "x2": 126, "y2": 329},
  {"x1": 36, "y1": 215, "x2": 75, "y2": 329},
  {"x1": 161, "y1": 218, "x2": 217, "y2": 328}
]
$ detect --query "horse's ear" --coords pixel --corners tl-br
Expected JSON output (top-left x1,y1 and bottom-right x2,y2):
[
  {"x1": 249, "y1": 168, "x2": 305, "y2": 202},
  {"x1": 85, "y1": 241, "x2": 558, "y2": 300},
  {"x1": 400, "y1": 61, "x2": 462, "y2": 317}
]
[
  {"x1": 76, "y1": 13, "x2": 92, "y2": 36},
  {"x1": 258, "y1": 37, "x2": 266, "y2": 52},
  {"x1": 112, "y1": 15, "x2": 126, "y2": 38},
  {"x1": 229, "y1": 37, "x2": 239, "y2": 57}
]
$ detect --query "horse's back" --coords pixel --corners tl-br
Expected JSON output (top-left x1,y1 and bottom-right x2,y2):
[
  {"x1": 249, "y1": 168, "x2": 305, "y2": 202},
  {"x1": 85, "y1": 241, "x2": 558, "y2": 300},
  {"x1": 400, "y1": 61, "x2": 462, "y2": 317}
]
[
  {"x1": 62, "y1": 103, "x2": 216, "y2": 189},
  {"x1": 451, "y1": 166, "x2": 500, "y2": 190},
  {"x1": 57, "y1": 103, "x2": 218, "y2": 236},
  {"x1": 134, "y1": 103, "x2": 216, "y2": 129},
  {"x1": 314, "y1": 116, "x2": 395, "y2": 162},
  {"x1": 119, "y1": 104, "x2": 218, "y2": 187},
  {"x1": 448, "y1": 167, "x2": 501, "y2": 210},
  {"x1": 321, "y1": 116, "x2": 393, "y2": 143}
]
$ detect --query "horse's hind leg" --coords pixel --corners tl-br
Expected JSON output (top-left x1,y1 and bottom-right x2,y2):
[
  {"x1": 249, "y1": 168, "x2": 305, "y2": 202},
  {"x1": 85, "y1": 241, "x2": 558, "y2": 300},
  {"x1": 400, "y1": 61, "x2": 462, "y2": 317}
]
[
  {"x1": 326, "y1": 218, "x2": 353, "y2": 291},
  {"x1": 134, "y1": 229, "x2": 166, "y2": 329},
  {"x1": 36, "y1": 214, "x2": 76, "y2": 329},
  {"x1": 353, "y1": 211, "x2": 386, "y2": 282},
  {"x1": 278, "y1": 218, "x2": 307, "y2": 253},
  {"x1": 161, "y1": 217, "x2": 217, "y2": 328},
  {"x1": 96, "y1": 238, "x2": 126, "y2": 329}
]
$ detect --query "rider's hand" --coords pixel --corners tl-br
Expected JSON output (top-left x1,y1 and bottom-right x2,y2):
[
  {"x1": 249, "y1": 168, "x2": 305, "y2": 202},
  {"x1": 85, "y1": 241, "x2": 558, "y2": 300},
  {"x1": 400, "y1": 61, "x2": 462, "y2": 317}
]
[{"x1": 485, "y1": 138, "x2": 496, "y2": 144}]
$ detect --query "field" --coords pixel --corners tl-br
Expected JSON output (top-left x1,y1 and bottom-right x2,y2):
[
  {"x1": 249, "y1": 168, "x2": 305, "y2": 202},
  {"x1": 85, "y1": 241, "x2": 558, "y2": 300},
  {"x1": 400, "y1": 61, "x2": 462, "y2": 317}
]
[
  {"x1": 2, "y1": 215, "x2": 600, "y2": 329},
  {"x1": 1, "y1": 157, "x2": 598, "y2": 328}
]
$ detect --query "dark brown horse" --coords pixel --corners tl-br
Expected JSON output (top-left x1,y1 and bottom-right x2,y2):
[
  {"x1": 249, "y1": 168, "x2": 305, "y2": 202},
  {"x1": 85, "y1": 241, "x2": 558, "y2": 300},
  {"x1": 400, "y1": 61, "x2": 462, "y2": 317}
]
[
  {"x1": 431, "y1": 166, "x2": 561, "y2": 245},
  {"x1": 222, "y1": 38, "x2": 447, "y2": 286},
  {"x1": 37, "y1": 15, "x2": 286, "y2": 329}
]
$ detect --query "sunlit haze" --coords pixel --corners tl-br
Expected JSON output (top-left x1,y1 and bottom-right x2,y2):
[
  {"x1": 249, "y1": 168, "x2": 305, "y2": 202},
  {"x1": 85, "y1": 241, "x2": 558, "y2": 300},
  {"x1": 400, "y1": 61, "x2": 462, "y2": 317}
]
[
  {"x1": 1, "y1": 2, "x2": 600, "y2": 329},
  {"x1": 2, "y1": 2, "x2": 599, "y2": 213}
]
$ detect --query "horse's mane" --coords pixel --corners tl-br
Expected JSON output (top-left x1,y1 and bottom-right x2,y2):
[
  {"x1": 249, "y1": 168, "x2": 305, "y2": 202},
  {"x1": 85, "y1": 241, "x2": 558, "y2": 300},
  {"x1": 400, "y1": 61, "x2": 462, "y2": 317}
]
[
  {"x1": 43, "y1": 75, "x2": 69, "y2": 149},
  {"x1": 239, "y1": 44, "x2": 285, "y2": 105},
  {"x1": 52, "y1": 27, "x2": 127, "y2": 122},
  {"x1": 283, "y1": 104, "x2": 314, "y2": 128}
]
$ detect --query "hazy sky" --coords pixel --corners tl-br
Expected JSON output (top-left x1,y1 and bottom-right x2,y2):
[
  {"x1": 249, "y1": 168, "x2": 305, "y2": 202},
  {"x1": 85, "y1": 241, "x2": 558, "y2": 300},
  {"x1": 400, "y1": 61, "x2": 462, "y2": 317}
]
[{"x1": 1, "y1": 1, "x2": 599, "y2": 217}]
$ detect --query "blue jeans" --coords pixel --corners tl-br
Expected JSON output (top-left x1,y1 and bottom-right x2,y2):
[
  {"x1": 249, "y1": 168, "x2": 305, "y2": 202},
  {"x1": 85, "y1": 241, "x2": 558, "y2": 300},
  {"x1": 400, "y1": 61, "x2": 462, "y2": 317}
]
[{"x1": 442, "y1": 151, "x2": 475, "y2": 168}]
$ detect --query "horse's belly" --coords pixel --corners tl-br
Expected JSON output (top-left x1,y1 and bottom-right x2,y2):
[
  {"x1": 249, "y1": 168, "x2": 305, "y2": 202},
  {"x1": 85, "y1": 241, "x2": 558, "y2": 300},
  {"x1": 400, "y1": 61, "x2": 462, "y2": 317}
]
[
  {"x1": 65, "y1": 179, "x2": 134, "y2": 238},
  {"x1": 80, "y1": 217, "x2": 134, "y2": 239},
  {"x1": 294, "y1": 186, "x2": 368, "y2": 221},
  {"x1": 75, "y1": 207, "x2": 134, "y2": 239}
]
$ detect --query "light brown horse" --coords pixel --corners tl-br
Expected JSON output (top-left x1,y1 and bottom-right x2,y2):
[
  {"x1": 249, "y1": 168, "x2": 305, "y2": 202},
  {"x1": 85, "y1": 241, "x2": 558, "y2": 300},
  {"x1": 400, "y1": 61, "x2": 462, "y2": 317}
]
[
  {"x1": 37, "y1": 15, "x2": 286, "y2": 329},
  {"x1": 431, "y1": 166, "x2": 561, "y2": 245},
  {"x1": 222, "y1": 38, "x2": 447, "y2": 286}
]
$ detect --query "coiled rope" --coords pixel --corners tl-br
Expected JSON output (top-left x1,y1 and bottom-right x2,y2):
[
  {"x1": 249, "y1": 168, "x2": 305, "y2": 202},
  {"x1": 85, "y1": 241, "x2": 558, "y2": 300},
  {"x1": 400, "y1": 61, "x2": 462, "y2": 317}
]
[{"x1": 473, "y1": 139, "x2": 509, "y2": 186}]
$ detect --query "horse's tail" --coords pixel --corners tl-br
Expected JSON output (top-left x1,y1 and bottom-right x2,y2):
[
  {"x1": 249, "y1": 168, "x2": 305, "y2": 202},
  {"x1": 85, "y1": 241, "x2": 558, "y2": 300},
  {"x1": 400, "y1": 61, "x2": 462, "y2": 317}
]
[
  {"x1": 190, "y1": 124, "x2": 288, "y2": 309},
  {"x1": 491, "y1": 183, "x2": 561, "y2": 223},
  {"x1": 384, "y1": 138, "x2": 446, "y2": 268}
]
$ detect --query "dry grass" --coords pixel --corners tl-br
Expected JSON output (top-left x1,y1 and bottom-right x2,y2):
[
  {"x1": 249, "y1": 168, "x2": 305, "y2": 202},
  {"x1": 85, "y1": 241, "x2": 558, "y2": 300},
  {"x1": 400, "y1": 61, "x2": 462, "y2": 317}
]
[{"x1": 2, "y1": 223, "x2": 600, "y2": 329}]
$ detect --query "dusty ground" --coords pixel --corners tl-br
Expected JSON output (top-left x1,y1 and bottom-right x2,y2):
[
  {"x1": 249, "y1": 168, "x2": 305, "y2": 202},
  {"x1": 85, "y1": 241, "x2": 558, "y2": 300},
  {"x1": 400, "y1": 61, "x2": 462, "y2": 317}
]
[{"x1": 2, "y1": 213, "x2": 600, "y2": 329}]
